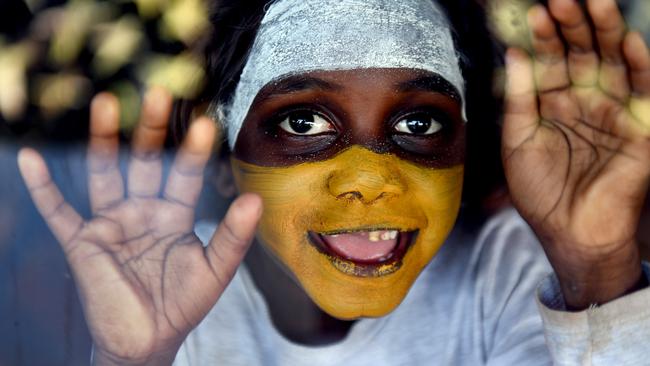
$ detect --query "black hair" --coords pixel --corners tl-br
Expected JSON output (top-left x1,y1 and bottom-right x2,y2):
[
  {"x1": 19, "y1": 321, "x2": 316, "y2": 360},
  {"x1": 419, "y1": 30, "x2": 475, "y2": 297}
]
[{"x1": 173, "y1": 0, "x2": 506, "y2": 224}]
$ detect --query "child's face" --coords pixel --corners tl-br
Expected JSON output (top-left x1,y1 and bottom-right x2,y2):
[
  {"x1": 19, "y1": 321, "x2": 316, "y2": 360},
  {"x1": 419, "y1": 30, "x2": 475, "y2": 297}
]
[{"x1": 232, "y1": 68, "x2": 465, "y2": 319}]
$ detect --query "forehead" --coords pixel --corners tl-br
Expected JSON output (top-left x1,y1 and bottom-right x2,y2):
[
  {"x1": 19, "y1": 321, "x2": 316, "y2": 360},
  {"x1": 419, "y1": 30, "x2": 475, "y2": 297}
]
[
  {"x1": 252, "y1": 68, "x2": 463, "y2": 106},
  {"x1": 221, "y1": 0, "x2": 465, "y2": 148}
]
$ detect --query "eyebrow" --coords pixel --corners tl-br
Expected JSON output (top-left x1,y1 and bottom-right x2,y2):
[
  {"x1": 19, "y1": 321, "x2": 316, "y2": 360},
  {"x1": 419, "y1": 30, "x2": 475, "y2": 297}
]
[
  {"x1": 252, "y1": 73, "x2": 462, "y2": 105},
  {"x1": 397, "y1": 74, "x2": 462, "y2": 103},
  {"x1": 253, "y1": 75, "x2": 343, "y2": 104}
]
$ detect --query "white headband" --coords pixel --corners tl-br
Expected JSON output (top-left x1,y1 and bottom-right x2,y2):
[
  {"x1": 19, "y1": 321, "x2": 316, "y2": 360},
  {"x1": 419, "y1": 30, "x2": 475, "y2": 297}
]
[{"x1": 216, "y1": 0, "x2": 466, "y2": 148}]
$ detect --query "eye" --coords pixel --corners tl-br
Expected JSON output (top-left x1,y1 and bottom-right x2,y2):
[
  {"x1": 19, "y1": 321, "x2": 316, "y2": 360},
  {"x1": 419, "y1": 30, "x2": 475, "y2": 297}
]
[
  {"x1": 394, "y1": 113, "x2": 443, "y2": 135},
  {"x1": 278, "y1": 111, "x2": 335, "y2": 135}
]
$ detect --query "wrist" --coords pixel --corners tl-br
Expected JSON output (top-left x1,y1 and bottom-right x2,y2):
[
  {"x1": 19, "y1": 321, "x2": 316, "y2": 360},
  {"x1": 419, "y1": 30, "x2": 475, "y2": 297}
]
[
  {"x1": 545, "y1": 239, "x2": 645, "y2": 310},
  {"x1": 92, "y1": 346, "x2": 179, "y2": 366}
]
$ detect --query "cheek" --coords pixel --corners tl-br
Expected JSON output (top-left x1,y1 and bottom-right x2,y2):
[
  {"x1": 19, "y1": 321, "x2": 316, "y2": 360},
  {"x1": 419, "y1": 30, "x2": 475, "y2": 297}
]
[
  {"x1": 402, "y1": 165, "x2": 464, "y2": 270},
  {"x1": 230, "y1": 158, "x2": 331, "y2": 256},
  {"x1": 230, "y1": 150, "x2": 464, "y2": 319}
]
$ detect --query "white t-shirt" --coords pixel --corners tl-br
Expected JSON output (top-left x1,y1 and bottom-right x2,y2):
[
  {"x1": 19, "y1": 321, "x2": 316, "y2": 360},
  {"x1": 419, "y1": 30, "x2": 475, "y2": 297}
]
[{"x1": 174, "y1": 208, "x2": 650, "y2": 366}]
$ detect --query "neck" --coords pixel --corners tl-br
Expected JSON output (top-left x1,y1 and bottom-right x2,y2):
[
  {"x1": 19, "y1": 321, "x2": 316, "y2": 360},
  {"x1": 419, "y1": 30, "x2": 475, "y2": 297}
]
[{"x1": 244, "y1": 240, "x2": 355, "y2": 345}]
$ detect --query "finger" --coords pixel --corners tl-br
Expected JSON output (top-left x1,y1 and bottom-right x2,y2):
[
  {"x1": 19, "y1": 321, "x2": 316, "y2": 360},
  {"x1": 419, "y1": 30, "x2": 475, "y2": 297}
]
[
  {"x1": 18, "y1": 148, "x2": 85, "y2": 247},
  {"x1": 548, "y1": 0, "x2": 599, "y2": 86},
  {"x1": 623, "y1": 32, "x2": 650, "y2": 95},
  {"x1": 204, "y1": 193, "x2": 262, "y2": 289},
  {"x1": 588, "y1": 0, "x2": 626, "y2": 63},
  {"x1": 503, "y1": 48, "x2": 540, "y2": 149},
  {"x1": 623, "y1": 32, "x2": 650, "y2": 133},
  {"x1": 528, "y1": 5, "x2": 570, "y2": 93},
  {"x1": 128, "y1": 87, "x2": 172, "y2": 198},
  {"x1": 88, "y1": 93, "x2": 125, "y2": 213},
  {"x1": 629, "y1": 97, "x2": 650, "y2": 133},
  {"x1": 587, "y1": 0, "x2": 629, "y2": 99},
  {"x1": 164, "y1": 117, "x2": 218, "y2": 208}
]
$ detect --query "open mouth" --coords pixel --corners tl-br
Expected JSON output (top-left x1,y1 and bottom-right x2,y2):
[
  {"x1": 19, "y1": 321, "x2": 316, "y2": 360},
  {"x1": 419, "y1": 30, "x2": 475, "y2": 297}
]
[{"x1": 307, "y1": 228, "x2": 418, "y2": 277}]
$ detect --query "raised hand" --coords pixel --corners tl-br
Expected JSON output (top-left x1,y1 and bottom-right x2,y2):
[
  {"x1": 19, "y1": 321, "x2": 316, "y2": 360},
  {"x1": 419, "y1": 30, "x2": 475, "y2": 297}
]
[
  {"x1": 18, "y1": 88, "x2": 262, "y2": 365},
  {"x1": 503, "y1": 0, "x2": 650, "y2": 309}
]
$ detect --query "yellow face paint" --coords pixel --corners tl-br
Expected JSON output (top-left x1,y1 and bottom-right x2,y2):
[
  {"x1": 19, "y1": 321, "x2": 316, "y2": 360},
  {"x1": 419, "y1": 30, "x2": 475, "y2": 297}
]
[{"x1": 231, "y1": 146, "x2": 463, "y2": 319}]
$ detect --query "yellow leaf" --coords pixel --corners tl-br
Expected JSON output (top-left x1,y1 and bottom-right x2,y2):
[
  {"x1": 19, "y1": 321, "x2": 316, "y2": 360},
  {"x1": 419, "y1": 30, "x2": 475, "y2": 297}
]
[
  {"x1": 92, "y1": 15, "x2": 145, "y2": 77},
  {"x1": 487, "y1": 0, "x2": 534, "y2": 51},
  {"x1": 33, "y1": 72, "x2": 92, "y2": 118},
  {"x1": 138, "y1": 52, "x2": 206, "y2": 99},
  {"x1": 49, "y1": 0, "x2": 116, "y2": 66},
  {"x1": 133, "y1": 0, "x2": 169, "y2": 19},
  {"x1": 159, "y1": 0, "x2": 210, "y2": 45},
  {"x1": 0, "y1": 40, "x2": 37, "y2": 121}
]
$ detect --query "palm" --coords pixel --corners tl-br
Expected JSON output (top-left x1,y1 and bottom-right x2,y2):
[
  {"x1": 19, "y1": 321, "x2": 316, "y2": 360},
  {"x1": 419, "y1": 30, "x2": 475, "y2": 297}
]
[
  {"x1": 502, "y1": 0, "x2": 650, "y2": 254},
  {"x1": 18, "y1": 88, "x2": 261, "y2": 364},
  {"x1": 506, "y1": 85, "x2": 650, "y2": 249},
  {"x1": 67, "y1": 199, "x2": 213, "y2": 359}
]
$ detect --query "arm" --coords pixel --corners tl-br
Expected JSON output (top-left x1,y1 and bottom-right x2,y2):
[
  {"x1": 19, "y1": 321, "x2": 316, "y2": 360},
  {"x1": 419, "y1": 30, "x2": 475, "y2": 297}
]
[
  {"x1": 502, "y1": 0, "x2": 650, "y2": 362},
  {"x1": 475, "y1": 212, "x2": 650, "y2": 365},
  {"x1": 536, "y1": 264, "x2": 650, "y2": 365},
  {"x1": 503, "y1": 0, "x2": 650, "y2": 313}
]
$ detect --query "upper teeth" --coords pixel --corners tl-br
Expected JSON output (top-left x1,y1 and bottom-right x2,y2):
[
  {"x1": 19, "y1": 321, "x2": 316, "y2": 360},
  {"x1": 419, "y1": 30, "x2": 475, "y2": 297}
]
[{"x1": 369, "y1": 230, "x2": 398, "y2": 242}]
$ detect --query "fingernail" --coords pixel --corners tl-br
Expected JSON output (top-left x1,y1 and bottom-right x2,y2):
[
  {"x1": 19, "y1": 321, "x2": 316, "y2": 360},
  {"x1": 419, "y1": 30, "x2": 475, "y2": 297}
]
[
  {"x1": 92, "y1": 93, "x2": 117, "y2": 119},
  {"x1": 17, "y1": 148, "x2": 39, "y2": 180},
  {"x1": 17, "y1": 148, "x2": 30, "y2": 170},
  {"x1": 505, "y1": 49, "x2": 518, "y2": 65},
  {"x1": 146, "y1": 86, "x2": 170, "y2": 111},
  {"x1": 528, "y1": 4, "x2": 546, "y2": 23}
]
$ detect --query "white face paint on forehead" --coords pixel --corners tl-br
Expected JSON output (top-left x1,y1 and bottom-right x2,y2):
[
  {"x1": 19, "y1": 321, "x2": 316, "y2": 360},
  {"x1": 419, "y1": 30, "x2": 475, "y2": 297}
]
[{"x1": 213, "y1": 0, "x2": 466, "y2": 149}]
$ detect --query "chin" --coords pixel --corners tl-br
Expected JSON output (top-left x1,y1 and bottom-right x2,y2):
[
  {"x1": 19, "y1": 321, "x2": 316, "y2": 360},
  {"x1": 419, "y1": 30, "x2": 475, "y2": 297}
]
[{"x1": 257, "y1": 221, "x2": 452, "y2": 320}]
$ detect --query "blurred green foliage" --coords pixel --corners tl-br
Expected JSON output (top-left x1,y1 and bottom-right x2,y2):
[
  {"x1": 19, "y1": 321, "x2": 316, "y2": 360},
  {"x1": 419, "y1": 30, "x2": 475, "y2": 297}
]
[{"x1": 0, "y1": 0, "x2": 210, "y2": 140}]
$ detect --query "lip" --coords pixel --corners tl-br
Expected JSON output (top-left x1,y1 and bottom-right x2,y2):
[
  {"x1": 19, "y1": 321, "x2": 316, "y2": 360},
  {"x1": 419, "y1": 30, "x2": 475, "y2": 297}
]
[{"x1": 307, "y1": 228, "x2": 419, "y2": 277}]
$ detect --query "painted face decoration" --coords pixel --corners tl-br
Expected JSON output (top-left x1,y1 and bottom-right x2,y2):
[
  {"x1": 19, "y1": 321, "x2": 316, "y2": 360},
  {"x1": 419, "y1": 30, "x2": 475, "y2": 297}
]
[
  {"x1": 214, "y1": 0, "x2": 467, "y2": 319},
  {"x1": 232, "y1": 145, "x2": 463, "y2": 318}
]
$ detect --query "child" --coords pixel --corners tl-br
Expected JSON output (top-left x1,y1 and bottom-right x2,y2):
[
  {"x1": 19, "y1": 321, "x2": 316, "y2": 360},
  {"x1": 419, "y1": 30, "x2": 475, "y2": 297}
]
[{"x1": 18, "y1": 0, "x2": 650, "y2": 364}]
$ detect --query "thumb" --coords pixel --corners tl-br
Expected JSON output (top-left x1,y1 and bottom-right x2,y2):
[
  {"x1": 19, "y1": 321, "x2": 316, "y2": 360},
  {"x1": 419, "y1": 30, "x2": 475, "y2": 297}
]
[{"x1": 204, "y1": 193, "x2": 263, "y2": 289}]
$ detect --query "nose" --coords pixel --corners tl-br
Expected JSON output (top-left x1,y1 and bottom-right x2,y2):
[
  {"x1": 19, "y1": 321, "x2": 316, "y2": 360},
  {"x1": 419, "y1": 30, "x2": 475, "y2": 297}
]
[{"x1": 327, "y1": 163, "x2": 405, "y2": 204}]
